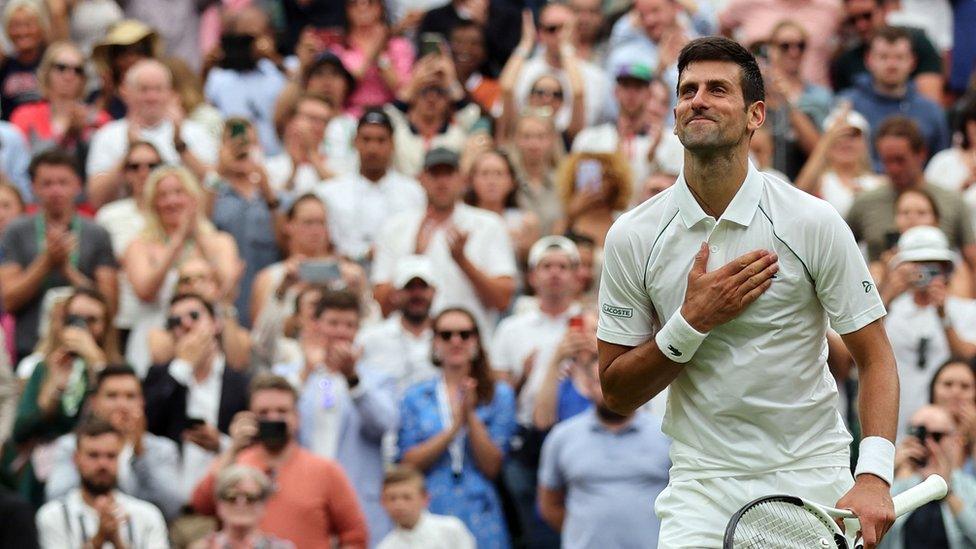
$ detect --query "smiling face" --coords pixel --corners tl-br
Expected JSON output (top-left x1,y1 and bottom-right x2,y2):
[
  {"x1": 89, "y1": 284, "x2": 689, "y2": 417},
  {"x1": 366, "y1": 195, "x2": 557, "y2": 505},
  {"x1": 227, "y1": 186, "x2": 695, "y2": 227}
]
[
  {"x1": 932, "y1": 362, "x2": 976, "y2": 411},
  {"x1": 124, "y1": 143, "x2": 162, "y2": 200},
  {"x1": 470, "y1": 152, "x2": 515, "y2": 208},
  {"x1": 528, "y1": 75, "x2": 564, "y2": 112},
  {"x1": 894, "y1": 190, "x2": 937, "y2": 233},
  {"x1": 674, "y1": 60, "x2": 764, "y2": 154},
  {"x1": 450, "y1": 24, "x2": 486, "y2": 78},
  {"x1": 46, "y1": 45, "x2": 86, "y2": 99},
  {"x1": 768, "y1": 24, "x2": 806, "y2": 76},
  {"x1": 152, "y1": 174, "x2": 194, "y2": 230},
  {"x1": 6, "y1": 7, "x2": 44, "y2": 57},
  {"x1": 634, "y1": 0, "x2": 676, "y2": 42},
  {"x1": 432, "y1": 310, "x2": 480, "y2": 369}
]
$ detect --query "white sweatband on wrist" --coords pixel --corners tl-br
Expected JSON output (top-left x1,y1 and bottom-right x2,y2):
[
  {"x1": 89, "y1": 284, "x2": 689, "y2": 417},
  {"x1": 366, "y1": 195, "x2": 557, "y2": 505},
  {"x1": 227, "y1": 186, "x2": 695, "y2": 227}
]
[
  {"x1": 655, "y1": 310, "x2": 708, "y2": 364},
  {"x1": 854, "y1": 436, "x2": 895, "y2": 486}
]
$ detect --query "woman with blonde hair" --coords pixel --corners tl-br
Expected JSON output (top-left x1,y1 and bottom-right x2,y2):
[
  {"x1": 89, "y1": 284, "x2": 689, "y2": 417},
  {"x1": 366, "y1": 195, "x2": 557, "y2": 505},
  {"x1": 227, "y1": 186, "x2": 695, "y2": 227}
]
[
  {"x1": 190, "y1": 465, "x2": 294, "y2": 549},
  {"x1": 0, "y1": 0, "x2": 49, "y2": 120},
  {"x1": 122, "y1": 165, "x2": 240, "y2": 375},
  {"x1": 553, "y1": 152, "x2": 632, "y2": 248},
  {"x1": 164, "y1": 56, "x2": 223, "y2": 143}
]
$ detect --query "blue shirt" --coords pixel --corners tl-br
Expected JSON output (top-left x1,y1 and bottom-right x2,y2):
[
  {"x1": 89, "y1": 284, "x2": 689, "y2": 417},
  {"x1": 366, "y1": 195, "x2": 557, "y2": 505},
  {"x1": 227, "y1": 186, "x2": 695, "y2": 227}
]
[
  {"x1": 538, "y1": 410, "x2": 671, "y2": 549},
  {"x1": 204, "y1": 59, "x2": 286, "y2": 155},
  {"x1": 0, "y1": 121, "x2": 31, "y2": 201}
]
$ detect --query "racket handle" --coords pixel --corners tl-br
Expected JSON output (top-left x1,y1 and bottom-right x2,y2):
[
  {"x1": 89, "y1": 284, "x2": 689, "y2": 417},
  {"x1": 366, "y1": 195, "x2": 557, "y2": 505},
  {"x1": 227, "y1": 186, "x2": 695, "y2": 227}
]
[{"x1": 892, "y1": 474, "x2": 948, "y2": 517}]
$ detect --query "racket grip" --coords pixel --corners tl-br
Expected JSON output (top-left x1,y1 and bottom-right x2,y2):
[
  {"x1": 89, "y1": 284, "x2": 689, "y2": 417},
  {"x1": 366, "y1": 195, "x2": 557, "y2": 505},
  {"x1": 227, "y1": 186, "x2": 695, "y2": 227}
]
[{"x1": 892, "y1": 474, "x2": 948, "y2": 517}]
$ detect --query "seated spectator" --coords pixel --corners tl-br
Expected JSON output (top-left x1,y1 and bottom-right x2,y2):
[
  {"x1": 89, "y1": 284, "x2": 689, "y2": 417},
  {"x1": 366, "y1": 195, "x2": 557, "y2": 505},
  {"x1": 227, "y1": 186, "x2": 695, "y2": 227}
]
[
  {"x1": 123, "y1": 165, "x2": 240, "y2": 375},
  {"x1": 831, "y1": 0, "x2": 943, "y2": 102},
  {"x1": 333, "y1": 0, "x2": 414, "y2": 116},
  {"x1": 377, "y1": 465, "x2": 476, "y2": 549},
  {"x1": 0, "y1": 150, "x2": 118, "y2": 363},
  {"x1": 553, "y1": 152, "x2": 633, "y2": 248},
  {"x1": 45, "y1": 365, "x2": 183, "y2": 519},
  {"x1": 89, "y1": 20, "x2": 161, "y2": 120},
  {"x1": 929, "y1": 360, "x2": 976, "y2": 472},
  {"x1": 839, "y1": 27, "x2": 949, "y2": 166},
  {"x1": 274, "y1": 289, "x2": 398, "y2": 540},
  {"x1": 0, "y1": 485, "x2": 37, "y2": 548},
  {"x1": 87, "y1": 59, "x2": 218, "y2": 209},
  {"x1": 464, "y1": 149, "x2": 540, "y2": 264},
  {"x1": 11, "y1": 41, "x2": 111, "y2": 169},
  {"x1": 265, "y1": 94, "x2": 337, "y2": 195},
  {"x1": 416, "y1": 0, "x2": 520, "y2": 76},
  {"x1": 189, "y1": 465, "x2": 295, "y2": 549},
  {"x1": 537, "y1": 353, "x2": 671, "y2": 549},
  {"x1": 761, "y1": 19, "x2": 831, "y2": 181},
  {"x1": 504, "y1": 111, "x2": 564, "y2": 235},
  {"x1": 398, "y1": 307, "x2": 516, "y2": 549},
  {"x1": 881, "y1": 404, "x2": 976, "y2": 547},
  {"x1": 372, "y1": 147, "x2": 516, "y2": 335},
  {"x1": 319, "y1": 108, "x2": 426, "y2": 262},
  {"x1": 35, "y1": 418, "x2": 168, "y2": 548},
  {"x1": 925, "y1": 99, "x2": 976, "y2": 217},
  {"x1": 0, "y1": 0, "x2": 48, "y2": 120},
  {"x1": 357, "y1": 256, "x2": 439, "y2": 398},
  {"x1": 795, "y1": 106, "x2": 882, "y2": 217},
  {"x1": 191, "y1": 373, "x2": 369, "y2": 549},
  {"x1": 204, "y1": 7, "x2": 287, "y2": 155}
]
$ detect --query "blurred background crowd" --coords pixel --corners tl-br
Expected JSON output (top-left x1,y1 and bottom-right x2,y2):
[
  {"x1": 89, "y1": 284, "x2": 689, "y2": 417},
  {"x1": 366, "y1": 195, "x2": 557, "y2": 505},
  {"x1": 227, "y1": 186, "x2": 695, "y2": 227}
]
[{"x1": 0, "y1": 0, "x2": 972, "y2": 547}]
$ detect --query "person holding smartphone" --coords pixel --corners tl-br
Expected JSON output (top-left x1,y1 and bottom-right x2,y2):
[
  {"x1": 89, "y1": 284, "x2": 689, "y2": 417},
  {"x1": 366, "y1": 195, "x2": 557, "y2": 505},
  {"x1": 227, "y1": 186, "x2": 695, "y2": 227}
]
[{"x1": 553, "y1": 153, "x2": 632, "y2": 249}]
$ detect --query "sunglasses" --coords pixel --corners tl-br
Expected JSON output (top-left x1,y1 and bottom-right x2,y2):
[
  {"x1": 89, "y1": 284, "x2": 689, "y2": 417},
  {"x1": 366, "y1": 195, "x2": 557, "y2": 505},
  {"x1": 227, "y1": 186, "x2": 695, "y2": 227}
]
[
  {"x1": 124, "y1": 161, "x2": 160, "y2": 172},
  {"x1": 531, "y1": 88, "x2": 564, "y2": 100},
  {"x1": 541, "y1": 24, "x2": 563, "y2": 34},
  {"x1": 436, "y1": 329, "x2": 475, "y2": 341},
  {"x1": 52, "y1": 62, "x2": 85, "y2": 76},
  {"x1": 220, "y1": 491, "x2": 264, "y2": 504},
  {"x1": 166, "y1": 310, "x2": 201, "y2": 330},
  {"x1": 776, "y1": 41, "x2": 806, "y2": 53}
]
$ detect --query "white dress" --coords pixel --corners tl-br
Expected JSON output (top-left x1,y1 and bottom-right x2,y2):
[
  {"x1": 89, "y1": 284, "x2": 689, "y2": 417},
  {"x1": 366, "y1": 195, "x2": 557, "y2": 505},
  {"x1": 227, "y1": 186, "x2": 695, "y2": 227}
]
[{"x1": 125, "y1": 269, "x2": 178, "y2": 378}]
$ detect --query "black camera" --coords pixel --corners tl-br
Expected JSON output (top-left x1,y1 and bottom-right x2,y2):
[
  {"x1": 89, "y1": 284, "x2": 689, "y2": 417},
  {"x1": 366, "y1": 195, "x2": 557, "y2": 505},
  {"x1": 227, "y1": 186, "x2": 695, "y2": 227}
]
[
  {"x1": 907, "y1": 424, "x2": 930, "y2": 467},
  {"x1": 257, "y1": 420, "x2": 288, "y2": 451}
]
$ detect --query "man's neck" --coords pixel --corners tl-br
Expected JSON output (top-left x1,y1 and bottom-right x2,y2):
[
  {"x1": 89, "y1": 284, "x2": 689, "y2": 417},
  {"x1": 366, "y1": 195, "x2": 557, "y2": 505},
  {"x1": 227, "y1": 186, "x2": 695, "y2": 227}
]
[
  {"x1": 891, "y1": 176, "x2": 924, "y2": 193},
  {"x1": 408, "y1": 111, "x2": 443, "y2": 137},
  {"x1": 682, "y1": 146, "x2": 750, "y2": 218},
  {"x1": 538, "y1": 296, "x2": 573, "y2": 317},
  {"x1": 360, "y1": 167, "x2": 387, "y2": 183},
  {"x1": 544, "y1": 48, "x2": 562, "y2": 68},
  {"x1": 129, "y1": 114, "x2": 165, "y2": 129},
  {"x1": 399, "y1": 512, "x2": 425, "y2": 531},
  {"x1": 80, "y1": 488, "x2": 109, "y2": 508},
  {"x1": 400, "y1": 315, "x2": 431, "y2": 337},
  {"x1": 44, "y1": 208, "x2": 73, "y2": 226},
  {"x1": 598, "y1": 415, "x2": 635, "y2": 432},
  {"x1": 192, "y1": 351, "x2": 217, "y2": 382},
  {"x1": 260, "y1": 441, "x2": 296, "y2": 469},
  {"x1": 617, "y1": 113, "x2": 645, "y2": 137},
  {"x1": 874, "y1": 80, "x2": 908, "y2": 98},
  {"x1": 427, "y1": 203, "x2": 456, "y2": 221}
]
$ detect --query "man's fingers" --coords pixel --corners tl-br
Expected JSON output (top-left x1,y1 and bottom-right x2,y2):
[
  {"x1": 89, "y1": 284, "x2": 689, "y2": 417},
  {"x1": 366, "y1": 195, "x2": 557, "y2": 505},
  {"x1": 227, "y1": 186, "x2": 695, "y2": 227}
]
[
  {"x1": 688, "y1": 243, "x2": 709, "y2": 278},
  {"x1": 738, "y1": 261, "x2": 779, "y2": 293},
  {"x1": 730, "y1": 253, "x2": 778, "y2": 287},
  {"x1": 739, "y1": 279, "x2": 773, "y2": 307}
]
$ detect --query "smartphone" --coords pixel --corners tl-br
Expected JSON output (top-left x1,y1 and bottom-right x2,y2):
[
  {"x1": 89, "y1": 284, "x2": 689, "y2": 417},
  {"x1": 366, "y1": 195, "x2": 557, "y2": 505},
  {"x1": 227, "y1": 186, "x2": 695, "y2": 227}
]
[
  {"x1": 906, "y1": 424, "x2": 930, "y2": 467},
  {"x1": 568, "y1": 315, "x2": 584, "y2": 331},
  {"x1": 257, "y1": 419, "x2": 288, "y2": 449},
  {"x1": 299, "y1": 260, "x2": 342, "y2": 283},
  {"x1": 575, "y1": 159, "x2": 603, "y2": 194},
  {"x1": 229, "y1": 119, "x2": 248, "y2": 139},
  {"x1": 219, "y1": 33, "x2": 257, "y2": 71},
  {"x1": 420, "y1": 32, "x2": 445, "y2": 58},
  {"x1": 185, "y1": 417, "x2": 206, "y2": 429},
  {"x1": 884, "y1": 230, "x2": 901, "y2": 251},
  {"x1": 914, "y1": 263, "x2": 945, "y2": 288}
]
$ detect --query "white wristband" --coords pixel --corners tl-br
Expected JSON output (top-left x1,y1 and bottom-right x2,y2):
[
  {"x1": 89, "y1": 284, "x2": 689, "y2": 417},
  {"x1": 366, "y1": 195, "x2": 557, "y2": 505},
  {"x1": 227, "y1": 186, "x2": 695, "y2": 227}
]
[
  {"x1": 655, "y1": 310, "x2": 708, "y2": 364},
  {"x1": 854, "y1": 436, "x2": 895, "y2": 486}
]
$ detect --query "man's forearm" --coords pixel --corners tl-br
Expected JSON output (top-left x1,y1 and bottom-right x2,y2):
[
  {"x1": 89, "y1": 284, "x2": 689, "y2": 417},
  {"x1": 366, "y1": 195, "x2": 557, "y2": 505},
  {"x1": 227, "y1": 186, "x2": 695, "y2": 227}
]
[
  {"x1": 598, "y1": 339, "x2": 683, "y2": 414},
  {"x1": 852, "y1": 333, "x2": 899, "y2": 441},
  {"x1": 456, "y1": 256, "x2": 514, "y2": 310},
  {"x1": 1, "y1": 256, "x2": 52, "y2": 312}
]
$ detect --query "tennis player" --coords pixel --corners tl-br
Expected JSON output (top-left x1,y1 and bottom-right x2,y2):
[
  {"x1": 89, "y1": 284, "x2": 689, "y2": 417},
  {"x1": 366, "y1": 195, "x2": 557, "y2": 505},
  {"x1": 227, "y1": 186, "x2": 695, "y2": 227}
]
[{"x1": 597, "y1": 37, "x2": 900, "y2": 548}]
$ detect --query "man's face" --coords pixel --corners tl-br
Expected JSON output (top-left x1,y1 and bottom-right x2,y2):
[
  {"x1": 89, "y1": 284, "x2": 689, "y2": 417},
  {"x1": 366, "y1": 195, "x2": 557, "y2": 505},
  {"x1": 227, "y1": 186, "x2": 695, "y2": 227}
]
[
  {"x1": 397, "y1": 279, "x2": 435, "y2": 321},
  {"x1": 168, "y1": 298, "x2": 217, "y2": 341},
  {"x1": 449, "y1": 26, "x2": 486, "y2": 76},
  {"x1": 867, "y1": 38, "x2": 915, "y2": 90},
  {"x1": 634, "y1": 0, "x2": 675, "y2": 42},
  {"x1": 615, "y1": 78, "x2": 651, "y2": 119},
  {"x1": 529, "y1": 252, "x2": 579, "y2": 300},
  {"x1": 124, "y1": 66, "x2": 172, "y2": 123},
  {"x1": 317, "y1": 309, "x2": 359, "y2": 345},
  {"x1": 33, "y1": 164, "x2": 80, "y2": 216},
  {"x1": 286, "y1": 199, "x2": 329, "y2": 254},
  {"x1": 845, "y1": 0, "x2": 882, "y2": 41},
  {"x1": 75, "y1": 433, "x2": 122, "y2": 496},
  {"x1": 296, "y1": 99, "x2": 332, "y2": 144},
  {"x1": 570, "y1": 0, "x2": 603, "y2": 41},
  {"x1": 538, "y1": 5, "x2": 572, "y2": 52},
  {"x1": 674, "y1": 61, "x2": 763, "y2": 153},
  {"x1": 93, "y1": 375, "x2": 143, "y2": 430},
  {"x1": 877, "y1": 135, "x2": 925, "y2": 190},
  {"x1": 421, "y1": 165, "x2": 463, "y2": 209},
  {"x1": 250, "y1": 389, "x2": 298, "y2": 438},
  {"x1": 381, "y1": 480, "x2": 429, "y2": 528},
  {"x1": 414, "y1": 85, "x2": 449, "y2": 118},
  {"x1": 307, "y1": 65, "x2": 349, "y2": 107},
  {"x1": 355, "y1": 124, "x2": 394, "y2": 174}
]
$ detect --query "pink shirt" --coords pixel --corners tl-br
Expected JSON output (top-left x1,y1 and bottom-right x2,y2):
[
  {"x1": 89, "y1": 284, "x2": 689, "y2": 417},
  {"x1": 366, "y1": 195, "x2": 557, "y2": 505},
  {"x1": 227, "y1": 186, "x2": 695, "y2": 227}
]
[
  {"x1": 719, "y1": 0, "x2": 842, "y2": 87},
  {"x1": 335, "y1": 37, "x2": 415, "y2": 117}
]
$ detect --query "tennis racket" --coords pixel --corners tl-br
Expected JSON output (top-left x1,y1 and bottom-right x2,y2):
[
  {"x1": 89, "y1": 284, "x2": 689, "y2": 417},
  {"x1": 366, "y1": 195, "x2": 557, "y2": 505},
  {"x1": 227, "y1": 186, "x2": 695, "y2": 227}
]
[{"x1": 723, "y1": 474, "x2": 948, "y2": 549}]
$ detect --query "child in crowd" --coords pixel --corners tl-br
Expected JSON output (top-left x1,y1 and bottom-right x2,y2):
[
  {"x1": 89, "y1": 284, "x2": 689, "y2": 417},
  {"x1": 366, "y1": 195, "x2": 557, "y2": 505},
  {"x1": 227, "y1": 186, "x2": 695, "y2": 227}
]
[{"x1": 377, "y1": 466, "x2": 475, "y2": 549}]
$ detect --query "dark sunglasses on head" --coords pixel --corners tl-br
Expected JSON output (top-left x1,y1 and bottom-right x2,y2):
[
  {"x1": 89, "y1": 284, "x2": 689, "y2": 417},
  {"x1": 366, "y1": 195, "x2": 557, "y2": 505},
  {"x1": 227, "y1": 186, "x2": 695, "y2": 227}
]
[
  {"x1": 436, "y1": 329, "x2": 475, "y2": 341},
  {"x1": 124, "y1": 161, "x2": 161, "y2": 172},
  {"x1": 776, "y1": 41, "x2": 806, "y2": 53},
  {"x1": 220, "y1": 491, "x2": 264, "y2": 504},
  {"x1": 52, "y1": 62, "x2": 85, "y2": 76},
  {"x1": 531, "y1": 88, "x2": 564, "y2": 100},
  {"x1": 166, "y1": 310, "x2": 201, "y2": 330}
]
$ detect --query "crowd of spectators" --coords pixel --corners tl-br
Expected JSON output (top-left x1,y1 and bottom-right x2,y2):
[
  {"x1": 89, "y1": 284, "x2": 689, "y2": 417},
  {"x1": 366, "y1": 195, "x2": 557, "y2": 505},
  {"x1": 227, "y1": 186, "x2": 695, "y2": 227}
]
[{"x1": 0, "y1": 0, "x2": 972, "y2": 548}]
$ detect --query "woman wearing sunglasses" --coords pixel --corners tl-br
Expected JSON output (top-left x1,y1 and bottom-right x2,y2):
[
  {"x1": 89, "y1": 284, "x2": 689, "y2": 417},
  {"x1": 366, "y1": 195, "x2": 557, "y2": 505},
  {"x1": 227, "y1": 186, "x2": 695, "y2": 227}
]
[{"x1": 398, "y1": 307, "x2": 516, "y2": 549}]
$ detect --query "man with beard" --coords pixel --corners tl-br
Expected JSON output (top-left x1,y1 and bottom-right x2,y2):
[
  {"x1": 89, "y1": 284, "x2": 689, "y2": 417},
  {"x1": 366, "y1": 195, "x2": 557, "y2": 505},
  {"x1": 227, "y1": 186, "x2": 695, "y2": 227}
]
[
  {"x1": 538, "y1": 356, "x2": 671, "y2": 548},
  {"x1": 36, "y1": 417, "x2": 168, "y2": 548}
]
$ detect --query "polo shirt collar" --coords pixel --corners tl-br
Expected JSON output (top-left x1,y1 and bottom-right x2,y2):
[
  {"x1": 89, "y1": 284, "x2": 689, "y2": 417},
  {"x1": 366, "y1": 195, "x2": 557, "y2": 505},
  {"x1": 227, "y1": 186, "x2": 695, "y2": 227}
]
[{"x1": 673, "y1": 161, "x2": 764, "y2": 229}]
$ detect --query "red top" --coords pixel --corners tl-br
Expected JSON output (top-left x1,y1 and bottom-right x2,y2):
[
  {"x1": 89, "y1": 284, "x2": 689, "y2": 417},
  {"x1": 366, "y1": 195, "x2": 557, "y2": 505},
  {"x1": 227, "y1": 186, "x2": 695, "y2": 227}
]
[{"x1": 10, "y1": 101, "x2": 110, "y2": 144}]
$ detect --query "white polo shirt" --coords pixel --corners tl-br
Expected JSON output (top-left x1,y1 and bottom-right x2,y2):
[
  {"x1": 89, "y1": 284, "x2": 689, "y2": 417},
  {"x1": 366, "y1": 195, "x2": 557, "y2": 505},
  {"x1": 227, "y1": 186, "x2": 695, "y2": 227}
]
[
  {"x1": 36, "y1": 489, "x2": 169, "y2": 549},
  {"x1": 319, "y1": 170, "x2": 426, "y2": 260},
  {"x1": 597, "y1": 162, "x2": 886, "y2": 481},
  {"x1": 355, "y1": 313, "x2": 438, "y2": 397}
]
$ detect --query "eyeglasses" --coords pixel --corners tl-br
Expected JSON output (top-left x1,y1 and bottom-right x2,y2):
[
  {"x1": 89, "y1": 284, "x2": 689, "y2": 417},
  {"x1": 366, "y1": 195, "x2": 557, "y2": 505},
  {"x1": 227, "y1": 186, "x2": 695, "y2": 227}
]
[
  {"x1": 775, "y1": 41, "x2": 806, "y2": 53},
  {"x1": 166, "y1": 310, "x2": 201, "y2": 330},
  {"x1": 541, "y1": 24, "x2": 563, "y2": 34},
  {"x1": 531, "y1": 88, "x2": 564, "y2": 100},
  {"x1": 52, "y1": 62, "x2": 85, "y2": 76},
  {"x1": 220, "y1": 491, "x2": 264, "y2": 504},
  {"x1": 436, "y1": 329, "x2": 475, "y2": 341},
  {"x1": 124, "y1": 161, "x2": 160, "y2": 172},
  {"x1": 846, "y1": 11, "x2": 874, "y2": 25}
]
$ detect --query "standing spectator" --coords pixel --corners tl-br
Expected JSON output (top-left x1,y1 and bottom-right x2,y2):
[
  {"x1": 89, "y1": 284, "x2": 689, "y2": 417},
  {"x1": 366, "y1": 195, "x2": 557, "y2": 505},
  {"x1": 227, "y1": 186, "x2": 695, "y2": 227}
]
[
  {"x1": 10, "y1": 41, "x2": 110, "y2": 169},
  {"x1": 377, "y1": 466, "x2": 476, "y2": 549},
  {"x1": 334, "y1": 0, "x2": 414, "y2": 116},
  {"x1": 205, "y1": 7, "x2": 287, "y2": 155},
  {"x1": 398, "y1": 308, "x2": 517, "y2": 549},
  {"x1": 320, "y1": 109, "x2": 426, "y2": 262},
  {"x1": 839, "y1": 26, "x2": 949, "y2": 166},
  {"x1": 0, "y1": 0, "x2": 49, "y2": 120},
  {"x1": 86, "y1": 59, "x2": 218, "y2": 209},
  {"x1": 190, "y1": 465, "x2": 296, "y2": 549},
  {"x1": 35, "y1": 418, "x2": 169, "y2": 549},
  {"x1": 89, "y1": 20, "x2": 161, "y2": 120},
  {"x1": 45, "y1": 365, "x2": 184, "y2": 520},
  {"x1": 947, "y1": 0, "x2": 976, "y2": 97},
  {"x1": 537, "y1": 357, "x2": 671, "y2": 549},
  {"x1": 417, "y1": 0, "x2": 521, "y2": 76},
  {"x1": 464, "y1": 149, "x2": 540, "y2": 264},
  {"x1": 191, "y1": 373, "x2": 370, "y2": 549},
  {"x1": 372, "y1": 148, "x2": 516, "y2": 335},
  {"x1": 265, "y1": 94, "x2": 337, "y2": 195},
  {"x1": 831, "y1": 0, "x2": 944, "y2": 102},
  {"x1": 718, "y1": 0, "x2": 840, "y2": 87},
  {"x1": 273, "y1": 289, "x2": 399, "y2": 542},
  {"x1": 0, "y1": 150, "x2": 118, "y2": 362}
]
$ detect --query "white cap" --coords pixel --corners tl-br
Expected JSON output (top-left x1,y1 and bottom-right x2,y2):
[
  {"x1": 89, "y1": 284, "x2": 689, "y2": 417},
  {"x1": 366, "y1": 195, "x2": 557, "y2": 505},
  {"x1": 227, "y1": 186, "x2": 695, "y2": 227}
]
[
  {"x1": 823, "y1": 108, "x2": 870, "y2": 133},
  {"x1": 891, "y1": 226, "x2": 956, "y2": 265},
  {"x1": 528, "y1": 235, "x2": 580, "y2": 269},
  {"x1": 394, "y1": 255, "x2": 439, "y2": 289}
]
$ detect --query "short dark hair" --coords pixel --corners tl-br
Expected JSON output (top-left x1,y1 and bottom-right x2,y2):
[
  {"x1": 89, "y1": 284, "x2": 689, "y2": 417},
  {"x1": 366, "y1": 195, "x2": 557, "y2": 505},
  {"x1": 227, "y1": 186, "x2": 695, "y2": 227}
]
[
  {"x1": 285, "y1": 192, "x2": 326, "y2": 221},
  {"x1": 75, "y1": 416, "x2": 121, "y2": 448},
  {"x1": 94, "y1": 364, "x2": 140, "y2": 394},
  {"x1": 249, "y1": 373, "x2": 295, "y2": 404},
  {"x1": 869, "y1": 26, "x2": 913, "y2": 51},
  {"x1": 677, "y1": 36, "x2": 765, "y2": 105},
  {"x1": 29, "y1": 149, "x2": 81, "y2": 181},
  {"x1": 875, "y1": 115, "x2": 926, "y2": 154},
  {"x1": 314, "y1": 289, "x2": 360, "y2": 319},
  {"x1": 169, "y1": 292, "x2": 216, "y2": 318},
  {"x1": 383, "y1": 465, "x2": 426, "y2": 491}
]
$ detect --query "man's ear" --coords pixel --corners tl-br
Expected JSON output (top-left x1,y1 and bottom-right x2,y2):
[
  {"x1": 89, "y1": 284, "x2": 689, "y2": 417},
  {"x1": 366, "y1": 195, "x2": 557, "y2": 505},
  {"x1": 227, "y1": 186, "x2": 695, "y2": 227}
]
[{"x1": 747, "y1": 100, "x2": 766, "y2": 133}]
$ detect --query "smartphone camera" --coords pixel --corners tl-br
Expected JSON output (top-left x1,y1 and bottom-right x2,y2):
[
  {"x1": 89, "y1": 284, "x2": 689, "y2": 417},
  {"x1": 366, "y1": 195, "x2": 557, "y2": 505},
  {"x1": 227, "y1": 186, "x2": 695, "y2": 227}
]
[
  {"x1": 257, "y1": 419, "x2": 288, "y2": 451},
  {"x1": 907, "y1": 424, "x2": 930, "y2": 467},
  {"x1": 913, "y1": 263, "x2": 945, "y2": 289}
]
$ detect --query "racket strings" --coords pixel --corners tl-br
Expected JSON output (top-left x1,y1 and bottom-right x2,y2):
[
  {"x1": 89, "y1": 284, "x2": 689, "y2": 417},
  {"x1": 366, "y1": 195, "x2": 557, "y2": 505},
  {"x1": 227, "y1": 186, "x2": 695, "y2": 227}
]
[{"x1": 732, "y1": 501, "x2": 841, "y2": 549}]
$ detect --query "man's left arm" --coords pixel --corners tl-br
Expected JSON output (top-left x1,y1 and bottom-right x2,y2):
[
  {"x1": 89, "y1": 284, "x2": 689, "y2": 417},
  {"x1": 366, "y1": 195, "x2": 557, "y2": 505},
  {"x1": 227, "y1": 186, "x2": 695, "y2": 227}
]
[{"x1": 349, "y1": 371, "x2": 399, "y2": 442}]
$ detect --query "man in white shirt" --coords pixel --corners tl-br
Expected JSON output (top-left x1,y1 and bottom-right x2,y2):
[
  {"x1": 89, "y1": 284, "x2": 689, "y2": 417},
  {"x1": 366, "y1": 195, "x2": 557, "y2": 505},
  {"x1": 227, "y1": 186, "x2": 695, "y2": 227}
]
[
  {"x1": 319, "y1": 109, "x2": 427, "y2": 262},
  {"x1": 597, "y1": 37, "x2": 899, "y2": 548},
  {"x1": 378, "y1": 465, "x2": 475, "y2": 549},
  {"x1": 264, "y1": 94, "x2": 337, "y2": 196},
  {"x1": 36, "y1": 418, "x2": 169, "y2": 549},
  {"x1": 372, "y1": 147, "x2": 517, "y2": 338},
  {"x1": 86, "y1": 59, "x2": 218, "y2": 208}
]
